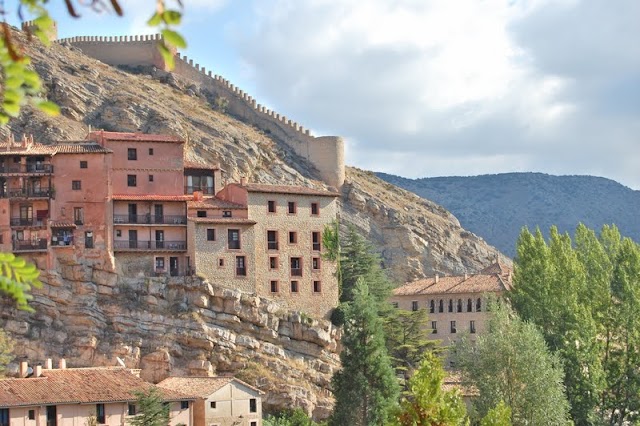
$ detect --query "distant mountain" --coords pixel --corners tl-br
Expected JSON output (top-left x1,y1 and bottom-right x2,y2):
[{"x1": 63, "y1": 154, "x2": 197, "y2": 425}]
[{"x1": 376, "y1": 172, "x2": 640, "y2": 257}]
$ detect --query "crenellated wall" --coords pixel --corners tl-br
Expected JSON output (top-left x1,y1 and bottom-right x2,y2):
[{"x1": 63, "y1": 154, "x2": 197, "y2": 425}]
[
  {"x1": 21, "y1": 20, "x2": 58, "y2": 41},
  {"x1": 54, "y1": 34, "x2": 345, "y2": 188}
]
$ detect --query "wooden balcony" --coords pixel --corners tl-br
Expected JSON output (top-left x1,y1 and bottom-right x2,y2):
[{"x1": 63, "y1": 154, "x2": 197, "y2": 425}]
[{"x1": 113, "y1": 240, "x2": 186, "y2": 252}]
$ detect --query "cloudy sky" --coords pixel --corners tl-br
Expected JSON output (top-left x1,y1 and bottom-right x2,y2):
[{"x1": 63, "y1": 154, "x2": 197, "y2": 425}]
[{"x1": 26, "y1": 0, "x2": 640, "y2": 189}]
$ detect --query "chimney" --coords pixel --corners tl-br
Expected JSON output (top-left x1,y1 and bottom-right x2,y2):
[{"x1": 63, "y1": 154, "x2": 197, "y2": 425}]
[
  {"x1": 45, "y1": 358, "x2": 52, "y2": 369},
  {"x1": 240, "y1": 176, "x2": 247, "y2": 186},
  {"x1": 35, "y1": 364, "x2": 42, "y2": 378},
  {"x1": 59, "y1": 358, "x2": 66, "y2": 369},
  {"x1": 464, "y1": 273, "x2": 468, "y2": 280},
  {"x1": 19, "y1": 360, "x2": 28, "y2": 378},
  {"x1": 435, "y1": 274, "x2": 439, "y2": 283}
]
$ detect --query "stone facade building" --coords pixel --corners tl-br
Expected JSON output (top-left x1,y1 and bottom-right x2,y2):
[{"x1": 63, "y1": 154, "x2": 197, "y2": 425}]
[
  {"x1": 1, "y1": 131, "x2": 339, "y2": 319},
  {"x1": 389, "y1": 262, "x2": 512, "y2": 346}
]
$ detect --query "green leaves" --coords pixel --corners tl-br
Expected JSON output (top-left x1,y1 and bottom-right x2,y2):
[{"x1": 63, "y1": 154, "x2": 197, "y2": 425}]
[
  {"x1": 0, "y1": 252, "x2": 42, "y2": 312},
  {"x1": 146, "y1": 2, "x2": 186, "y2": 70}
]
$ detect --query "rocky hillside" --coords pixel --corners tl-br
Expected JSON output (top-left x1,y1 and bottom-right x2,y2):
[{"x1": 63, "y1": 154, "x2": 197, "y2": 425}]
[
  {"x1": 1, "y1": 29, "x2": 503, "y2": 416},
  {"x1": 377, "y1": 172, "x2": 640, "y2": 257}
]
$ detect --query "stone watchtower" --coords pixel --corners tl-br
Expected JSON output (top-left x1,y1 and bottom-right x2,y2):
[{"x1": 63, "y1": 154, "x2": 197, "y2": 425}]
[{"x1": 22, "y1": 20, "x2": 58, "y2": 42}]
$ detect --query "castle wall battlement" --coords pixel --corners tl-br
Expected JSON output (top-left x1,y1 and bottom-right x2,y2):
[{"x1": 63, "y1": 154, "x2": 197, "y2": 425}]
[{"x1": 55, "y1": 34, "x2": 345, "y2": 188}]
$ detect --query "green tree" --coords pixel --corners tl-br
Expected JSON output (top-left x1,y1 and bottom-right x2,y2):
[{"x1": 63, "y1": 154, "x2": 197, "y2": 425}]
[
  {"x1": 480, "y1": 401, "x2": 512, "y2": 426},
  {"x1": 390, "y1": 352, "x2": 468, "y2": 426},
  {"x1": 329, "y1": 280, "x2": 399, "y2": 426},
  {"x1": 130, "y1": 388, "x2": 169, "y2": 426},
  {"x1": 383, "y1": 308, "x2": 437, "y2": 383},
  {"x1": 454, "y1": 300, "x2": 570, "y2": 426},
  {"x1": 264, "y1": 408, "x2": 321, "y2": 426},
  {"x1": 0, "y1": 329, "x2": 13, "y2": 376},
  {"x1": 0, "y1": 252, "x2": 42, "y2": 311}
]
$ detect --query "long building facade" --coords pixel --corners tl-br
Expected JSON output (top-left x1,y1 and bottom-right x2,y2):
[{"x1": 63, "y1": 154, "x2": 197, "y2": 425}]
[{"x1": 1, "y1": 132, "x2": 339, "y2": 319}]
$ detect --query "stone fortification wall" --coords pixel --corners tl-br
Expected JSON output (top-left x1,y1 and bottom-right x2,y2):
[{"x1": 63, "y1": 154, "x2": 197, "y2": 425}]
[
  {"x1": 22, "y1": 20, "x2": 58, "y2": 41},
  {"x1": 55, "y1": 33, "x2": 345, "y2": 188},
  {"x1": 56, "y1": 34, "x2": 170, "y2": 71}
]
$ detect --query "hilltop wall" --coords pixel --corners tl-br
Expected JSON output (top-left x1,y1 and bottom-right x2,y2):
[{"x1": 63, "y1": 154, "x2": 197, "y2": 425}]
[{"x1": 56, "y1": 34, "x2": 345, "y2": 189}]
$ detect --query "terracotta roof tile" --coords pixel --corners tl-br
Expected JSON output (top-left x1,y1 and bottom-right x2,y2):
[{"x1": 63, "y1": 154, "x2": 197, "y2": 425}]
[
  {"x1": 113, "y1": 195, "x2": 193, "y2": 201},
  {"x1": 393, "y1": 273, "x2": 510, "y2": 297},
  {"x1": 183, "y1": 160, "x2": 220, "y2": 170},
  {"x1": 479, "y1": 260, "x2": 512, "y2": 276},
  {"x1": 49, "y1": 221, "x2": 77, "y2": 228},
  {"x1": 87, "y1": 131, "x2": 183, "y2": 143},
  {"x1": 0, "y1": 368, "x2": 191, "y2": 408},
  {"x1": 0, "y1": 143, "x2": 56, "y2": 156},
  {"x1": 188, "y1": 218, "x2": 256, "y2": 225},
  {"x1": 52, "y1": 143, "x2": 112, "y2": 154},
  {"x1": 157, "y1": 376, "x2": 263, "y2": 398},
  {"x1": 238, "y1": 183, "x2": 340, "y2": 197}
]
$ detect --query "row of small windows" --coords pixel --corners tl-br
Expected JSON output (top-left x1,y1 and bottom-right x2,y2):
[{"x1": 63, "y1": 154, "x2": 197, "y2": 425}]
[
  {"x1": 206, "y1": 229, "x2": 322, "y2": 252},
  {"x1": 269, "y1": 279, "x2": 322, "y2": 294},
  {"x1": 127, "y1": 147, "x2": 154, "y2": 160},
  {"x1": 430, "y1": 320, "x2": 476, "y2": 334},
  {"x1": 409, "y1": 298, "x2": 483, "y2": 313},
  {"x1": 268, "y1": 256, "x2": 322, "y2": 271},
  {"x1": 268, "y1": 200, "x2": 320, "y2": 215}
]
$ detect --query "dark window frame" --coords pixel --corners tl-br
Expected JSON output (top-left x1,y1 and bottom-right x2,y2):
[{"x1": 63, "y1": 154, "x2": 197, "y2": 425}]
[
  {"x1": 127, "y1": 174, "x2": 137, "y2": 187},
  {"x1": 72, "y1": 180, "x2": 81, "y2": 190},
  {"x1": 207, "y1": 228, "x2": 216, "y2": 241},
  {"x1": 127, "y1": 148, "x2": 137, "y2": 160},
  {"x1": 80, "y1": 160, "x2": 88, "y2": 169}
]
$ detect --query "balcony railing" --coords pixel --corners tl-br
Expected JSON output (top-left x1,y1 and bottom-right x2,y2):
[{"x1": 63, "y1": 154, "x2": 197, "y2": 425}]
[
  {"x1": 312, "y1": 243, "x2": 321, "y2": 251},
  {"x1": 2, "y1": 188, "x2": 52, "y2": 199},
  {"x1": 267, "y1": 241, "x2": 279, "y2": 250},
  {"x1": 51, "y1": 235, "x2": 74, "y2": 247},
  {"x1": 113, "y1": 215, "x2": 187, "y2": 225},
  {"x1": 114, "y1": 240, "x2": 186, "y2": 251},
  {"x1": 291, "y1": 268, "x2": 302, "y2": 277},
  {"x1": 0, "y1": 164, "x2": 53, "y2": 174},
  {"x1": 184, "y1": 186, "x2": 215, "y2": 195},
  {"x1": 236, "y1": 267, "x2": 247, "y2": 276},
  {"x1": 10, "y1": 218, "x2": 47, "y2": 228},
  {"x1": 13, "y1": 239, "x2": 48, "y2": 252}
]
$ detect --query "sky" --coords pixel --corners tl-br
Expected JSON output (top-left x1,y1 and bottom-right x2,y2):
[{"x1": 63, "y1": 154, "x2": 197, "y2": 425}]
[{"x1": 13, "y1": 0, "x2": 640, "y2": 189}]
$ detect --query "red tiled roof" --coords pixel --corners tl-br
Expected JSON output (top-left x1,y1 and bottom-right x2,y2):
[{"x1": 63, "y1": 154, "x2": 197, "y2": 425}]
[
  {"x1": 238, "y1": 183, "x2": 340, "y2": 197},
  {"x1": 0, "y1": 368, "x2": 191, "y2": 408},
  {"x1": 49, "y1": 221, "x2": 77, "y2": 228},
  {"x1": 188, "y1": 218, "x2": 256, "y2": 225},
  {"x1": 188, "y1": 198, "x2": 246, "y2": 209},
  {"x1": 87, "y1": 131, "x2": 184, "y2": 144},
  {"x1": 52, "y1": 143, "x2": 112, "y2": 154},
  {"x1": 0, "y1": 143, "x2": 56, "y2": 156},
  {"x1": 113, "y1": 195, "x2": 193, "y2": 201},
  {"x1": 157, "y1": 376, "x2": 263, "y2": 398},
  {"x1": 392, "y1": 273, "x2": 510, "y2": 297},
  {"x1": 183, "y1": 160, "x2": 220, "y2": 171},
  {"x1": 479, "y1": 260, "x2": 512, "y2": 276},
  {"x1": 0, "y1": 142, "x2": 111, "y2": 156}
]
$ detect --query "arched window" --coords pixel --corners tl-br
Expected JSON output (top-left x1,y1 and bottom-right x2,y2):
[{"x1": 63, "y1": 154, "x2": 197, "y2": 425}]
[
  {"x1": 467, "y1": 298, "x2": 473, "y2": 312},
  {"x1": 430, "y1": 300, "x2": 435, "y2": 314},
  {"x1": 457, "y1": 299, "x2": 463, "y2": 313},
  {"x1": 448, "y1": 299, "x2": 453, "y2": 313},
  {"x1": 476, "y1": 298, "x2": 482, "y2": 312},
  {"x1": 439, "y1": 300, "x2": 444, "y2": 313}
]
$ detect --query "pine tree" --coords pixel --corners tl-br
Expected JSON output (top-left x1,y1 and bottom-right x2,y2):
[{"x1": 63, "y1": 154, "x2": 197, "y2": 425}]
[
  {"x1": 329, "y1": 280, "x2": 399, "y2": 426},
  {"x1": 130, "y1": 388, "x2": 170, "y2": 426},
  {"x1": 480, "y1": 401, "x2": 512, "y2": 426}
]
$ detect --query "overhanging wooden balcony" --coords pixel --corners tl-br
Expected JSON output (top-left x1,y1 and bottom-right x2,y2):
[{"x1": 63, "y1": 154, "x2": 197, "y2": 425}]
[
  {"x1": 113, "y1": 240, "x2": 186, "y2": 252},
  {"x1": 113, "y1": 215, "x2": 187, "y2": 225}
]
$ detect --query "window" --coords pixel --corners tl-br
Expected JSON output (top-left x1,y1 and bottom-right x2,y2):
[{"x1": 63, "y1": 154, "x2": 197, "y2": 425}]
[
  {"x1": 448, "y1": 299, "x2": 453, "y2": 313},
  {"x1": 267, "y1": 230, "x2": 279, "y2": 250},
  {"x1": 0, "y1": 408, "x2": 8, "y2": 426},
  {"x1": 412, "y1": 301, "x2": 419, "y2": 311},
  {"x1": 470, "y1": 320, "x2": 476, "y2": 334},
  {"x1": 288, "y1": 231, "x2": 297, "y2": 244},
  {"x1": 476, "y1": 298, "x2": 482, "y2": 312},
  {"x1": 80, "y1": 160, "x2": 88, "y2": 169},
  {"x1": 72, "y1": 180, "x2": 81, "y2": 190},
  {"x1": 223, "y1": 210, "x2": 232, "y2": 217},
  {"x1": 156, "y1": 257, "x2": 165, "y2": 270},
  {"x1": 392, "y1": 302, "x2": 399, "y2": 309},
  {"x1": 228, "y1": 229, "x2": 240, "y2": 249},
  {"x1": 312, "y1": 257, "x2": 321, "y2": 271},
  {"x1": 311, "y1": 202, "x2": 319, "y2": 215},
  {"x1": 313, "y1": 280, "x2": 321, "y2": 293},
  {"x1": 149, "y1": 148, "x2": 154, "y2": 155},
  {"x1": 290, "y1": 281, "x2": 299, "y2": 293},
  {"x1": 96, "y1": 403, "x2": 105, "y2": 424},
  {"x1": 74, "y1": 207, "x2": 84, "y2": 225},
  {"x1": 207, "y1": 229, "x2": 216, "y2": 241},
  {"x1": 180, "y1": 401, "x2": 189, "y2": 410},
  {"x1": 251, "y1": 422, "x2": 258, "y2": 426},
  {"x1": 210, "y1": 401, "x2": 217, "y2": 409},
  {"x1": 128, "y1": 404, "x2": 136, "y2": 416},
  {"x1": 197, "y1": 210, "x2": 207, "y2": 218},
  {"x1": 127, "y1": 148, "x2": 137, "y2": 160},
  {"x1": 432, "y1": 321, "x2": 438, "y2": 334},
  {"x1": 116, "y1": 230, "x2": 122, "y2": 237},
  {"x1": 218, "y1": 258, "x2": 224, "y2": 267},
  {"x1": 451, "y1": 321, "x2": 457, "y2": 334},
  {"x1": 288, "y1": 201, "x2": 296, "y2": 214},
  {"x1": 250, "y1": 398, "x2": 257, "y2": 413},
  {"x1": 467, "y1": 298, "x2": 473, "y2": 312},
  {"x1": 291, "y1": 257, "x2": 302, "y2": 276},
  {"x1": 429, "y1": 300, "x2": 435, "y2": 313},
  {"x1": 127, "y1": 174, "x2": 137, "y2": 187},
  {"x1": 85, "y1": 231, "x2": 94, "y2": 248},
  {"x1": 268, "y1": 200, "x2": 276, "y2": 213},
  {"x1": 439, "y1": 299, "x2": 444, "y2": 313},
  {"x1": 28, "y1": 410, "x2": 35, "y2": 420},
  {"x1": 457, "y1": 299, "x2": 463, "y2": 313},
  {"x1": 149, "y1": 174, "x2": 154, "y2": 182},
  {"x1": 269, "y1": 256, "x2": 278, "y2": 270},
  {"x1": 270, "y1": 280, "x2": 279, "y2": 293},
  {"x1": 236, "y1": 256, "x2": 246, "y2": 276},
  {"x1": 312, "y1": 231, "x2": 321, "y2": 251}
]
